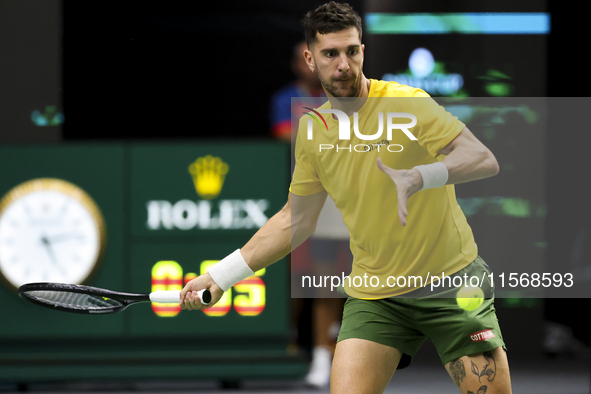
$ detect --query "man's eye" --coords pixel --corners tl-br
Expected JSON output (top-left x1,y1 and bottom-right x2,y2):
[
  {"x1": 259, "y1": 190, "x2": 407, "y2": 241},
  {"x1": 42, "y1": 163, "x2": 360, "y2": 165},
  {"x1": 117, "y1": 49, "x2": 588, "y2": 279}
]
[
  {"x1": 326, "y1": 52, "x2": 336, "y2": 57},
  {"x1": 349, "y1": 49, "x2": 358, "y2": 55}
]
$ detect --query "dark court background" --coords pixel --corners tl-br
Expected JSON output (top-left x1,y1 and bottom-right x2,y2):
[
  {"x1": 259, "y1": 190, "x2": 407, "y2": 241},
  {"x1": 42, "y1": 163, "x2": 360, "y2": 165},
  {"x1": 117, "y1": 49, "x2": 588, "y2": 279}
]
[{"x1": 0, "y1": 0, "x2": 589, "y2": 381}]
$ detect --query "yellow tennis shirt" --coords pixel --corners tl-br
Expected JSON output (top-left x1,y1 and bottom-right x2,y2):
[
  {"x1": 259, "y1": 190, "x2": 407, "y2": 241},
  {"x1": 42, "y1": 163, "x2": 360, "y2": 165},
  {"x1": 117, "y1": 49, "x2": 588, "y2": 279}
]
[{"x1": 289, "y1": 79, "x2": 478, "y2": 298}]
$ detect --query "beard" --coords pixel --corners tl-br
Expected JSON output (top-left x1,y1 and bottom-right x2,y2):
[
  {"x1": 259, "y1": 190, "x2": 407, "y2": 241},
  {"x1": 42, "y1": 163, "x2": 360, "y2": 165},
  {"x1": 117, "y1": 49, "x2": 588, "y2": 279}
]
[{"x1": 317, "y1": 68, "x2": 363, "y2": 98}]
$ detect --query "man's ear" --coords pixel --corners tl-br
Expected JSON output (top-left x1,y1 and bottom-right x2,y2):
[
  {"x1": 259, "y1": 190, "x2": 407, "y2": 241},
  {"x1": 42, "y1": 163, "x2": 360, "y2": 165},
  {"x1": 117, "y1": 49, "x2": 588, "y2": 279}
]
[{"x1": 304, "y1": 49, "x2": 315, "y2": 72}]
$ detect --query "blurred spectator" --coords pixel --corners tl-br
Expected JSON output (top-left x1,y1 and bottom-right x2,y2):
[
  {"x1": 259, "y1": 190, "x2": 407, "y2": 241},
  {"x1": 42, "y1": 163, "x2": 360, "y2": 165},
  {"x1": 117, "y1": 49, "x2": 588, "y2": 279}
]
[
  {"x1": 303, "y1": 198, "x2": 352, "y2": 388},
  {"x1": 269, "y1": 40, "x2": 351, "y2": 389}
]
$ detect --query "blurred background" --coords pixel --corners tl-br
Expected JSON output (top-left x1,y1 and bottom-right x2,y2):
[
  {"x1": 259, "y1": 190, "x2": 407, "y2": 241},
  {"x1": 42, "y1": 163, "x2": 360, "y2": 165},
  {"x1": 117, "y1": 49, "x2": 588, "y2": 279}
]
[{"x1": 1, "y1": 0, "x2": 589, "y2": 392}]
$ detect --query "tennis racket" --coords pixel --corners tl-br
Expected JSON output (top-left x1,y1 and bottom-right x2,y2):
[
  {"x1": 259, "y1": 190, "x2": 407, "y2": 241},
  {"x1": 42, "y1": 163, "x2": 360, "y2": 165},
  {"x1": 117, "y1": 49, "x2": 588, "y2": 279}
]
[{"x1": 18, "y1": 282, "x2": 211, "y2": 314}]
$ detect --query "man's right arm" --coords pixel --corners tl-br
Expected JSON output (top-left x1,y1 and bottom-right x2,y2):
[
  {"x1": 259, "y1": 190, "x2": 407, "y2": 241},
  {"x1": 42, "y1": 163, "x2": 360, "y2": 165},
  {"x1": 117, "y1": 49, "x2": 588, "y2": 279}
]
[
  {"x1": 241, "y1": 190, "x2": 327, "y2": 272},
  {"x1": 180, "y1": 190, "x2": 327, "y2": 310}
]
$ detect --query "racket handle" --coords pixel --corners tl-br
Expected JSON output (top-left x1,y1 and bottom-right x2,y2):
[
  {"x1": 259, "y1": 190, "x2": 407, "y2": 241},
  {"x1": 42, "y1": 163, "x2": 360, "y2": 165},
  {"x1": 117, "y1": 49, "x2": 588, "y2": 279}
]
[{"x1": 149, "y1": 289, "x2": 210, "y2": 305}]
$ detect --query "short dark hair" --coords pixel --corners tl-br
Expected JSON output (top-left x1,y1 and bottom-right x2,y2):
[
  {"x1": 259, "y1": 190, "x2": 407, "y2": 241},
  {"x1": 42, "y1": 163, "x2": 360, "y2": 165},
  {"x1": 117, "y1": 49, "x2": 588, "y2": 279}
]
[{"x1": 301, "y1": 2, "x2": 362, "y2": 48}]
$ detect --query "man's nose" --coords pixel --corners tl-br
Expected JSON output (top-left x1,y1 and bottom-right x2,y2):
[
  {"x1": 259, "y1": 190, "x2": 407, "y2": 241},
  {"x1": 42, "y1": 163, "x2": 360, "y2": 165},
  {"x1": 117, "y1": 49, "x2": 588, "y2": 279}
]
[{"x1": 337, "y1": 53, "x2": 350, "y2": 73}]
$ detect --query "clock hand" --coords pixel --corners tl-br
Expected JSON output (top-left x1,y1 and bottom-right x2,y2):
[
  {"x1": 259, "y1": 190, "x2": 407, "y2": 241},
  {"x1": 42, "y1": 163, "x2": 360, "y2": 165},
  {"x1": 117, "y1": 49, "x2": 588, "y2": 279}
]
[{"x1": 40, "y1": 235, "x2": 68, "y2": 277}]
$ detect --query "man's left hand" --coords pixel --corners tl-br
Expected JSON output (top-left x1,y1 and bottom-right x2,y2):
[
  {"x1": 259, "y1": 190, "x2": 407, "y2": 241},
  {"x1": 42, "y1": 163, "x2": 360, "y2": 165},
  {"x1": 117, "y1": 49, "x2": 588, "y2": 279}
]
[{"x1": 376, "y1": 157, "x2": 423, "y2": 226}]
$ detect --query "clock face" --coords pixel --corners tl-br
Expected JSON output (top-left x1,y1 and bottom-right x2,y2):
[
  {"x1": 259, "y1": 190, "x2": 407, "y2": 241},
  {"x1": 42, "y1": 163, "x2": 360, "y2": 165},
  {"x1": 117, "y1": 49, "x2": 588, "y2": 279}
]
[{"x1": 0, "y1": 179, "x2": 106, "y2": 290}]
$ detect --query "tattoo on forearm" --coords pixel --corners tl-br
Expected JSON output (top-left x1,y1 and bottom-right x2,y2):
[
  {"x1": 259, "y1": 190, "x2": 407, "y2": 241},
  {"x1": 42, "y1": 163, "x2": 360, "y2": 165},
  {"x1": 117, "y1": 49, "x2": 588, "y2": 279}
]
[
  {"x1": 467, "y1": 385, "x2": 488, "y2": 394},
  {"x1": 449, "y1": 358, "x2": 466, "y2": 387},
  {"x1": 470, "y1": 351, "x2": 496, "y2": 382}
]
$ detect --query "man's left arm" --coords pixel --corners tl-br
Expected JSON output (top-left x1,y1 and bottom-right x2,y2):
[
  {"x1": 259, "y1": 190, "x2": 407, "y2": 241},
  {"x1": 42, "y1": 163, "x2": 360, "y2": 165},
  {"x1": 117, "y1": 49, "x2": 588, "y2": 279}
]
[
  {"x1": 437, "y1": 126, "x2": 499, "y2": 184},
  {"x1": 376, "y1": 126, "x2": 499, "y2": 226}
]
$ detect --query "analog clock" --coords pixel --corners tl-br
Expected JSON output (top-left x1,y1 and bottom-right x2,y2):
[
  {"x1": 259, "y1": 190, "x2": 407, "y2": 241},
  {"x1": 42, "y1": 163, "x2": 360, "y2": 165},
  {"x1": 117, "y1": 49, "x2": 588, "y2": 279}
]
[{"x1": 0, "y1": 178, "x2": 106, "y2": 290}]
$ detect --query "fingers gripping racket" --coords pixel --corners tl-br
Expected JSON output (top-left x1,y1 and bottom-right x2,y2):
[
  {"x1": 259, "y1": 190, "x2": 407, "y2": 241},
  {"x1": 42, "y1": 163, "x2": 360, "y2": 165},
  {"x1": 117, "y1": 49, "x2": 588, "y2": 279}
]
[{"x1": 18, "y1": 283, "x2": 211, "y2": 314}]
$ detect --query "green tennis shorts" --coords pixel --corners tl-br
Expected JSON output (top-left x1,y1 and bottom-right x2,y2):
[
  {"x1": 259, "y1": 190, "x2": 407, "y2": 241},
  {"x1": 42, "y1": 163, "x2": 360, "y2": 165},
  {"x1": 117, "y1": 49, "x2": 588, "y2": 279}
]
[{"x1": 337, "y1": 256, "x2": 506, "y2": 369}]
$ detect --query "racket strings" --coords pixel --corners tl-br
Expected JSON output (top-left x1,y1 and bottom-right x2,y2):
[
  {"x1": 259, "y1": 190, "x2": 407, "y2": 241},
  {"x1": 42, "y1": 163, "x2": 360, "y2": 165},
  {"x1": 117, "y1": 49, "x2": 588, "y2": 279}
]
[{"x1": 23, "y1": 290, "x2": 123, "y2": 311}]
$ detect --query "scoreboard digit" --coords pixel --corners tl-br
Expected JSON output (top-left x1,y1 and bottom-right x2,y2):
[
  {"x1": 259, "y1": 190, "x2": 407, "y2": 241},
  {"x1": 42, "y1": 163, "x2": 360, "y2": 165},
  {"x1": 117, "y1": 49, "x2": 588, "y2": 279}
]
[{"x1": 150, "y1": 260, "x2": 267, "y2": 318}]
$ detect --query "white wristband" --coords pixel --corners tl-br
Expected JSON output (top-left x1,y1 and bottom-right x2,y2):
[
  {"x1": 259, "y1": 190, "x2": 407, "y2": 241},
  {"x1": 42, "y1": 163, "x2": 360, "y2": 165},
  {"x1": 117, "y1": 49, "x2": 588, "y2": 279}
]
[
  {"x1": 207, "y1": 249, "x2": 254, "y2": 291},
  {"x1": 413, "y1": 162, "x2": 448, "y2": 191}
]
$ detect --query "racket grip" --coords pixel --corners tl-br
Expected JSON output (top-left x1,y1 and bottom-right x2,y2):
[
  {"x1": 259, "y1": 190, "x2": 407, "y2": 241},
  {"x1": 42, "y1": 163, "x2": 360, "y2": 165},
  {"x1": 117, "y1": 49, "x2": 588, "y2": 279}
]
[{"x1": 149, "y1": 289, "x2": 210, "y2": 305}]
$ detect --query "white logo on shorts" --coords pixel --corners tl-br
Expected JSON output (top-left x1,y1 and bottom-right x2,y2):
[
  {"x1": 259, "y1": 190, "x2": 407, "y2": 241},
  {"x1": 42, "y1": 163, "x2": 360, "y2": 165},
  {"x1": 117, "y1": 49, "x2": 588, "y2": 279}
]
[{"x1": 470, "y1": 329, "x2": 495, "y2": 342}]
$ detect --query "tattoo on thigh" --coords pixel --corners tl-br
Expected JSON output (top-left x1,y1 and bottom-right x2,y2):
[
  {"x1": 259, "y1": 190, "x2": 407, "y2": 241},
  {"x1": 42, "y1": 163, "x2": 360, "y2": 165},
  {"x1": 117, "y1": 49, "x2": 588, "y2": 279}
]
[
  {"x1": 470, "y1": 351, "x2": 496, "y2": 382},
  {"x1": 449, "y1": 358, "x2": 466, "y2": 387},
  {"x1": 467, "y1": 385, "x2": 487, "y2": 394}
]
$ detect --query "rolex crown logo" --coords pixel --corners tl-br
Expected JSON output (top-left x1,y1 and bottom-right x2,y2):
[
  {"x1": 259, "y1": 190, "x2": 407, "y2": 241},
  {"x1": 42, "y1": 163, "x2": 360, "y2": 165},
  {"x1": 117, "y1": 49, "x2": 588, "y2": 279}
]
[{"x1": 188, "y1": 156, "x2": 229, "y2": 200}]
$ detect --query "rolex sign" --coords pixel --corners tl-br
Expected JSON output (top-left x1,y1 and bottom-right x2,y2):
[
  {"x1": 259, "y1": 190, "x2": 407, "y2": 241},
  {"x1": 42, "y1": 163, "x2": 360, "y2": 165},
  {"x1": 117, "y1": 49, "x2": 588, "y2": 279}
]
[
  {"x1": 146, "y1": 199, "x2": 270, "y2": 230},
  {"x1": 129, "y1": 143, "x2": 289, "y2": 236}
]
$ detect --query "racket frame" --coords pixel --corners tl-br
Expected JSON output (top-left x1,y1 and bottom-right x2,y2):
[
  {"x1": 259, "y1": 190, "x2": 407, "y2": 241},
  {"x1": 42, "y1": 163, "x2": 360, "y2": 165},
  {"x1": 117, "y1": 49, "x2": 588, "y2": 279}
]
[{"x1": 19, "y1": 282, "x2": 171, "y2": 314}]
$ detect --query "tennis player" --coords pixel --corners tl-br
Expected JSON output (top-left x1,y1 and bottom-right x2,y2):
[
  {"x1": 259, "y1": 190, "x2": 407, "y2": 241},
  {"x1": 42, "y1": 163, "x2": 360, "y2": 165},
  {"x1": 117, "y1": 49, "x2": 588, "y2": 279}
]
[{"x1": 181, "y1": 2, "x2": 512, "y2": 393}]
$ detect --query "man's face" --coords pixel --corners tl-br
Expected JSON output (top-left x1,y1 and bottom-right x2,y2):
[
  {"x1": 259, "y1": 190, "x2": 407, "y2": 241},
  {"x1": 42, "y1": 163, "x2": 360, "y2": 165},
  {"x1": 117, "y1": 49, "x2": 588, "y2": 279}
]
[{"x1": 305, "y1": 27, "x2": 364, "y2": 98}]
